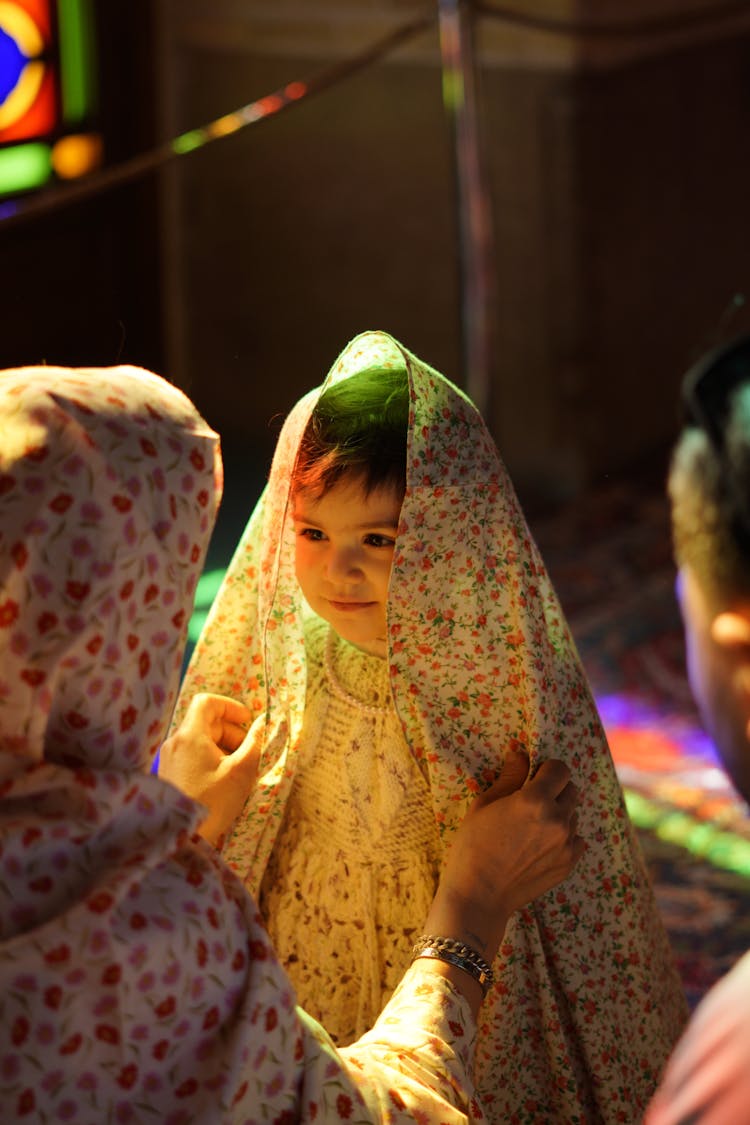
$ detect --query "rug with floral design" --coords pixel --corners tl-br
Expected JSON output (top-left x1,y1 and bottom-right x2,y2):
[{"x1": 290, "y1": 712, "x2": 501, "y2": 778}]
[{"x1": 530, "y1": 469, "x2": 750, "y2": 1010}]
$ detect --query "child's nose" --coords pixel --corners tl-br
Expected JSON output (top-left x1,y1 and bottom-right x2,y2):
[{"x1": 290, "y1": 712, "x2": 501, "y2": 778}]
[{"x1": 327, "y1": 546, "x2": 363, "y2": 580}]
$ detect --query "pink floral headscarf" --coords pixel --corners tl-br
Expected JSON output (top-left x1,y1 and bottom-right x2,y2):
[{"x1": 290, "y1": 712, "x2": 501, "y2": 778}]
[
  {"x1": 176, "y1": 331, "x2": 689, "y2": 1121},
  {"x1": 0, "y1": 366, "x2": 220, "y2": 937}
]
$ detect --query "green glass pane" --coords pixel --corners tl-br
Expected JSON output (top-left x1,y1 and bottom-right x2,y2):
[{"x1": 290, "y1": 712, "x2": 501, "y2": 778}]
[
  {"x1": 58, "y1": 0, "x2": 96, "y2": 121},
  {"x1": 0, "y1": 142, "x2": 51, "y2": 196}
]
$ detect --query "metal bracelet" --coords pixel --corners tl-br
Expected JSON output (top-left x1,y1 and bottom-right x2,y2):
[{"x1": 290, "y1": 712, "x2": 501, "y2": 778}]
[{"x1": 411, "y1": 934, "x2": 494, "y2": 997}]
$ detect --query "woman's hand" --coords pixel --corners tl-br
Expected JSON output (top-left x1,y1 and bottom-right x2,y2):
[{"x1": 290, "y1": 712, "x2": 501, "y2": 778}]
[
  {"x1": 423, "y1": 750, "x2": 585, "y2": 1009},
  {"x1": 158, "y1": 693, "x2": 258, "y2": 847}
]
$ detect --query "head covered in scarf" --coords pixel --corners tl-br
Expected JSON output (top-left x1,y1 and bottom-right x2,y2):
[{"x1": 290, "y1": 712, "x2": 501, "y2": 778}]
[
  {"x1": 177, "y1": 330, "x2": 608, "y2": 868},
  {"x1": 0, "y1": 366, "x2": 220, "y2": 771},
  {"x1": 0, "y1": 364, "x2": 221, "y2": 937}
]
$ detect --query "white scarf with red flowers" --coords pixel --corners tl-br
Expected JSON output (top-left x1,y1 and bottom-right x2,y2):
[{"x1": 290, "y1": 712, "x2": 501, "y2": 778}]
[{"x1": 176, "y1": 330, "x2": 689, "y2": 1122}]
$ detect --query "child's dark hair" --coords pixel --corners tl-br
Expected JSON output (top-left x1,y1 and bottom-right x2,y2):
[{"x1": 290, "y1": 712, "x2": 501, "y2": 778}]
[
  {"x1": 670, "y1": 382, "x2": 750, "y2": 603},
  {"x1": 292, "y1": 365, "x2": 409, "y2": 499}
]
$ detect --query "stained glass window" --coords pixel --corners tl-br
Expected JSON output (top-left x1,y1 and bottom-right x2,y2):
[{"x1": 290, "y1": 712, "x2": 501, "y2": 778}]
[{"x1": 0, "y1": 0, "x2": 100, "y2": 199}]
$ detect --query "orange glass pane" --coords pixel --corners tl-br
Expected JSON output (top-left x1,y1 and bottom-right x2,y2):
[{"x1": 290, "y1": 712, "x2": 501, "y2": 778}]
[
  {"x1": 13, "y1": 0, "x2": 52, "y2": 41},
  {"x1": 0, "y1": 0, "x2": 56, "y2": 142}
]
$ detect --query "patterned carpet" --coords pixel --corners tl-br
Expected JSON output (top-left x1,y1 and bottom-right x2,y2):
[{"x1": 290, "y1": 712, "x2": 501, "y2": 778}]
[{"x1": 530, "y1": 470, "x2": 750, "y2": 1010}]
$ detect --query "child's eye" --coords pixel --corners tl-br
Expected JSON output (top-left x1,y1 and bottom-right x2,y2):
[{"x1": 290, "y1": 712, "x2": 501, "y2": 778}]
[
  {"x1": 298, "y1": 527, "x2": 326, "y2": 542},
  {"x1": 363, "y1": 533, "x2": 396, "y2": 548}
]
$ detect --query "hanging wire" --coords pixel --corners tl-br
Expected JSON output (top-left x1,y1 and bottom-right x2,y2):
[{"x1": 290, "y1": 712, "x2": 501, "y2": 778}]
[
  {"x1": 3, "y1": 0, "x2": 746, "y2": 231},
  {"x1": 0, "y1": 13, "x2": 434, "y2": 231}
]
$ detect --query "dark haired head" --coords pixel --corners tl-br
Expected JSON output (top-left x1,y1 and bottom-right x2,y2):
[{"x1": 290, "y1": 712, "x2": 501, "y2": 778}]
[
  {"x1": 670, "y1": 381, "x2": 750, "y2": 605},
  {"x1": 292, "y1": 365, "x2": 409, "y2": 500}
]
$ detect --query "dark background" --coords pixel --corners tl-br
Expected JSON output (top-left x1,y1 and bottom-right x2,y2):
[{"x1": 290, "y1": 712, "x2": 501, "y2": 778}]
[{"x1": 4, "y1": 0, "x2": 750, "y2": 563}]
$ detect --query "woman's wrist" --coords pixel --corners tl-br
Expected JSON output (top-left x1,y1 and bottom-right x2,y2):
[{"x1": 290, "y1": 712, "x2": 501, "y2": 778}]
[
  {"x1": 412, "y1": 935, "x2": 494, "y2": 996},
  {"x1": 417, "y1": 887, "x2": 509, "y2": 1018},
  {"x1": 423, "y1": 886, "x2": 508, "y2": 968}
]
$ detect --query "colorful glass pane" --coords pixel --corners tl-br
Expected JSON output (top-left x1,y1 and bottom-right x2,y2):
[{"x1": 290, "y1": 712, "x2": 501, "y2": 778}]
[
  {"x1": 58, "y1": 0, "x2": 95, "y2": 122},
  {"x1": 0, "y1": 0, "x2": 99, "y2": 198},
  {"x1": 0, "y1": 0, "x2": 57, "y2": 144}
]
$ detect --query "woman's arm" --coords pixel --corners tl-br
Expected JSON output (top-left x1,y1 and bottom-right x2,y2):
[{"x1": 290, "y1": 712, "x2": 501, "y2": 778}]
[{"x1": 412, "y1": 751, "x2": 583, "y2": 1018}]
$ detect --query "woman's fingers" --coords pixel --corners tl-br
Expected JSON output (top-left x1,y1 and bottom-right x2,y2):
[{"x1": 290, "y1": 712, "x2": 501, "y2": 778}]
[
  {"x1": 530, "y1": 757, "x2": 574, "y2": 798},
  {"x1": 497, "y1": 748, "x2": 531, "y2": 794},
  {"x1": 555, "y1": 779, "x2": 580, "y2": 816},
  {"x1": 185, "y1": 692, "x2": 252, "y2": 751},
  {"x1": 217, "y1": 719, "x2": 251, "y2": 753}
]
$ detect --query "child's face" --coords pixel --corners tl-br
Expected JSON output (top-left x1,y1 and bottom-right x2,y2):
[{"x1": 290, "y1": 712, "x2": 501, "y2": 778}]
[{"x1": 292, "y1": 475, "x2": 402, "y2": 657}]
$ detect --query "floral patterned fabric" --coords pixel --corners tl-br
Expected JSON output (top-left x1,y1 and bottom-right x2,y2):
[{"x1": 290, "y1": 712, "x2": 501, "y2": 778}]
[
  {"x1": 176, "y1": 331, "x2": 690, "y2": 1123},
  {"x1": 0, "y1": 365, "x2": 481, "y2": 1124}
]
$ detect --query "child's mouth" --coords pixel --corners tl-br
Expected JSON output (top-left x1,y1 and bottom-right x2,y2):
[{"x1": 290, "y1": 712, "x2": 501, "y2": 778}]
[{"x1": 328, "y1": 600, "x2": 375, "y2": 612}]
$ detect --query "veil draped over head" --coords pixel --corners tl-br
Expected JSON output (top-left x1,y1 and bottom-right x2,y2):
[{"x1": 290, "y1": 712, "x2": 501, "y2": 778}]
[
  {"x1": 176, "y1": 331, "x2": 688, "y2": 1120},
  {"x1": 0, "y1": 365, "x2": 221, "y2": 929}
]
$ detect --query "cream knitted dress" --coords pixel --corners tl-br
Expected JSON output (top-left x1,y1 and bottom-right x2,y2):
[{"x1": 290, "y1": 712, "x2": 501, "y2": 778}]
[{"x1": 260, "y1": 617, "x2": 441, "y2": 1044}]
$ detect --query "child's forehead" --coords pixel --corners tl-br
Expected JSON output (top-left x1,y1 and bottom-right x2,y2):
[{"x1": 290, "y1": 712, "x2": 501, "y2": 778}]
[{"x1": 292, "y1": 477, "x2": 402, "y2": 525}]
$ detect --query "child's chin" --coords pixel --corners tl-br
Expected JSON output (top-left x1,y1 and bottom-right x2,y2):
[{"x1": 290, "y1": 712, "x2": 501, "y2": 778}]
[{"x1": 335, "y1": 627, "x2": 388, "y2": 659}]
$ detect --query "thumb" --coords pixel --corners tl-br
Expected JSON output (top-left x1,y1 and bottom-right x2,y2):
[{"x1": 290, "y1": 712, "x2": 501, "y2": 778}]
[
  {"x1": 484, "y1": 748, "x2": 531, "y2": 800},
  {"x1": 228, "y1": 727, "x2": 264, "y2": 775}
]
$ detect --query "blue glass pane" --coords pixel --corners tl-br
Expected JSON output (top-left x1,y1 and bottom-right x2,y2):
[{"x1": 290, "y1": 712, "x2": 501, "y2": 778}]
[{"x1": 0, "y1": 28, "x2": 27, "y2": 105}]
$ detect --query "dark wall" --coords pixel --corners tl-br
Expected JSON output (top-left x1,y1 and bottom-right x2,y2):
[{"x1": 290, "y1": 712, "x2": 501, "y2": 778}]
[
  {"x1": 164, "y1": 45, "x2": 460, "y2": 487},
  {"x1": 7, "y1": 6, "x2": 750, "y2": 513},
  {"x1": 161, "y1": 17, "x2": 750, "y2": 506}
]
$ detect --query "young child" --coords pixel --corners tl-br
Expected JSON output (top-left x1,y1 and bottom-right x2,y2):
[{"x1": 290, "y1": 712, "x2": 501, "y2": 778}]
[{"x1": 169, "y1": 330, "x2": 688, "y2": 1121}]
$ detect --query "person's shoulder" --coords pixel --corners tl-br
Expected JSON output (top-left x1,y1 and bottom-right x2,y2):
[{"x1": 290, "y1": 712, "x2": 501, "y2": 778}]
[{"x1": 710, "y1": 946, "x2": 750, "y2": 1003}]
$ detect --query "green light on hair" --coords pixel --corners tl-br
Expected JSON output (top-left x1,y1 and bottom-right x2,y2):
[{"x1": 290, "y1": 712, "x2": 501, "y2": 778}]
[
  {"x1": 188, "y1": 567, "x2": 227, "y2": 641},
  {"x1": 195, "y1": 568, "x2": 226, "y2": 608},
  {"x1": 0, "y1": 143, "x2": 52, "y2": 197},
  {"x1": 172, "y1": 130, "x2": 204, "y2": 156},
  {"x1": 187, "y1": 609, "x2": 209, "y2": 644},
  {"x1": 58, "y1": 0, "x2": 97, "y2": 120},
  {"x1": 625, "y1": 789, "x2": 750, "y2": 878}
]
